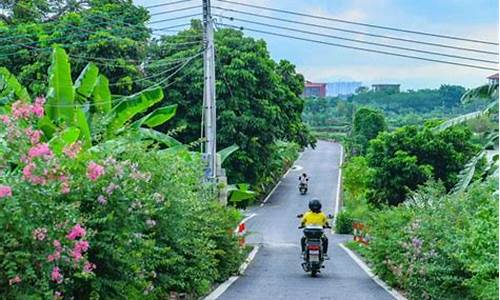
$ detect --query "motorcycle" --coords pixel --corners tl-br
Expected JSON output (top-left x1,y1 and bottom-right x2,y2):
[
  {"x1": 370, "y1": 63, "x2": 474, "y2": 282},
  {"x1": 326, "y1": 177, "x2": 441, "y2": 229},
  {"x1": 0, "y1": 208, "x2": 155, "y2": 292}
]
[
  {"x1": 297, "y1": 214, "x2": 332, "y2": 277},
  {"x1": 298, "y1": 182, "x2": 308, "y2": 195}
]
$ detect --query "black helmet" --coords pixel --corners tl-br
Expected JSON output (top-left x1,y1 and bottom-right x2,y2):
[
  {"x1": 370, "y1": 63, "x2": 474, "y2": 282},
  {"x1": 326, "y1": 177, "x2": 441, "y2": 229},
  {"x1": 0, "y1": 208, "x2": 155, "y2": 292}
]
[{"x1": 308, "y1": 199, "x2": 322, "y2": 213}]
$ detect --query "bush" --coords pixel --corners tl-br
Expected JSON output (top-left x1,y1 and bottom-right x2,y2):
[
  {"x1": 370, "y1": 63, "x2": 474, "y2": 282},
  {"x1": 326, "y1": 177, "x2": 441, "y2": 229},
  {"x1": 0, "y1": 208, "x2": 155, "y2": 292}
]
[
  {"x1": 365, "y1": 179, "x2": 498, "y2": 300},
  {"x1": 335, "y1": 210, "x2": 354, "y2": 234},
  {"x1": 0, "y1": 101, "x2": 243, "y2": 299}
]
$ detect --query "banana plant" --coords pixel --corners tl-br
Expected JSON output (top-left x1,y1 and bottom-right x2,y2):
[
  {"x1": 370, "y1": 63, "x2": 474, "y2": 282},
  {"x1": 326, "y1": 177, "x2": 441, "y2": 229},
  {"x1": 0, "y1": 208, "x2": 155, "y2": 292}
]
[{"x1": 42, "y1": 46, "x2": 180, "y2": 149}]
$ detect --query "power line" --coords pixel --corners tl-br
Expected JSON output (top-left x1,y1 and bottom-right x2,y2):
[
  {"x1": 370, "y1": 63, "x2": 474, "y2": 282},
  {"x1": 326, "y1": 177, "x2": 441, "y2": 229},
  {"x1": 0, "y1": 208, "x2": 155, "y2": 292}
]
[
  {"x1": 148, "y1": 5, "x2": 200, "y2": 18},
  {"x1": 144, "y1": 0, "x2": 196, "y2": 9},
  {"x1": 215, "y1": 0, "x2": 499, "y2": 46},
  {"x1": 45, "y1": 51, "x2": 203, "y2": 108},
  {"x1": 148, "y1": 13, "x2": 201, "y2": 25},
  {"x1": 213, "y1": 6, "x2": 498, "y2": 56},
  {"x1": 216, "y1": 15, "x2": 498, "y2": 65},
  {"x1": 218, "y1": 23, "x2": 498, "y2": 71}
]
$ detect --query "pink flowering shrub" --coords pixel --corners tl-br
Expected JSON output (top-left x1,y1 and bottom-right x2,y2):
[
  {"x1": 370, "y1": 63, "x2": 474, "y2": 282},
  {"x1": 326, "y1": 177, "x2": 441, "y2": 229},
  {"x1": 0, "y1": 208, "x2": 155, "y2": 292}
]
[{"x1": 0, "y1": 98, "x2": 243, "y2": 299}]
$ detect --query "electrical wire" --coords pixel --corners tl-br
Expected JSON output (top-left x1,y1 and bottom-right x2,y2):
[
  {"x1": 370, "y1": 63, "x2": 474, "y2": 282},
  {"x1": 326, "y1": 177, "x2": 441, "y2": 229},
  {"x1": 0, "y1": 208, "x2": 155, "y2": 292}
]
[
  {"x1": 44, "y1": 51, "x2": 203, "y2": 108},
  {"x1": 144, "y1": 0, "x2": 196, "y2": 9},
  {"x1": 218, "y1": 23, "x2": 498, "y2": 71},
  {"x1": 148, "y1": 13, "x2": 201, "y2": 25},
  {"x1": 216, "y1": 15, "x2": 498, "y2": 65},
  {"x1": 213, "y1": 6, "x2": 498, "y2": 56},
  {"x1": 215, "y1": 0, "x2": 499, "y2": 46},
  {"x1": 148, "y1": 5, "x2": 200, "y2": 18}
]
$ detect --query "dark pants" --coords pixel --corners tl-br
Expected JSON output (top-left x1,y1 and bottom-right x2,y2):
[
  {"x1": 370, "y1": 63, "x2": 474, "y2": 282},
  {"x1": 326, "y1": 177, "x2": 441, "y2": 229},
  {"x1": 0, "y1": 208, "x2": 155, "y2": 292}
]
[{"x1": 301, "y1": 235, "x2": 328, "y2": 254}]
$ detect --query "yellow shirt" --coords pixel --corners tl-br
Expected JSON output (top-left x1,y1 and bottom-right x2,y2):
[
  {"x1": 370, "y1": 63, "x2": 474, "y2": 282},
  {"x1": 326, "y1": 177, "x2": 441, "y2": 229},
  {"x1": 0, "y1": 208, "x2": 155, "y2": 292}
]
[{"x1": 301, "y1": 211, "x2": 327, "y2": 226}]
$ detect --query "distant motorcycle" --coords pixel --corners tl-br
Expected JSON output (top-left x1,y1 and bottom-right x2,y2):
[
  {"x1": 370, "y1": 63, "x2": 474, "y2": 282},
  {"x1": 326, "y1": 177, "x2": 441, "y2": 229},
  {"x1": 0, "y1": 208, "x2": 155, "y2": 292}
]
[
  {"x1": 298, "y1": 183, "x2": 308, "y2": 195},
  {"x1": 297, "y1": 214, "x2": 332, "y2": 277}
]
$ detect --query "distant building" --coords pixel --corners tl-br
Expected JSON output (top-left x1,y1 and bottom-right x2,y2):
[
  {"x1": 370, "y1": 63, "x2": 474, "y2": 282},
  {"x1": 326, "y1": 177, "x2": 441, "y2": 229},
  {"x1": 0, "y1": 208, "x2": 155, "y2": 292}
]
[
  {"x1": 326, "y1": 81, "x2": 362, "y2": 97},
  {"x1": 303, "y1": 81, "x2": 327, "y2": 97},
  {"x1": 371, "y1": 84, "x2": 400, "y2": 94},
  {"x1": 487, "y1": 73, "x2": 499, "y2": 85}
]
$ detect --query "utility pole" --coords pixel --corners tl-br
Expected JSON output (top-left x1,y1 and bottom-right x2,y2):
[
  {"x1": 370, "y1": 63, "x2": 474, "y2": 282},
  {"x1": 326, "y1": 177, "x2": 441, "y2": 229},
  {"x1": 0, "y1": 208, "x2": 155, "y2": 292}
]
[{"x1": 202, "y1": 0, "x2": 217, "y2": 180}]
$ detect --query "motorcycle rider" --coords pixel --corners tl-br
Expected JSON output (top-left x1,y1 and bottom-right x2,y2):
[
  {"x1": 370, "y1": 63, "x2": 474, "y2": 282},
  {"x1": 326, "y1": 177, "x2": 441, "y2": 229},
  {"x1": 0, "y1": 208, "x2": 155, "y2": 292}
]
[
  {"x1": 298, "y1": 173, "x2": 309, "y2": 185},
  {"x1": 300, "y1": 199, "x2": 329, "y2": 259}
]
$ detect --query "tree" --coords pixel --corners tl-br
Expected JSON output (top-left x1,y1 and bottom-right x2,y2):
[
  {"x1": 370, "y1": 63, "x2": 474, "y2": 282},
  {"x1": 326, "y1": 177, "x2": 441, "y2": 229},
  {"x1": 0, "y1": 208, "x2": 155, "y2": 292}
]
[
  {"x1": 147, "y1": 22, "x2": 315, "y2": 185},
  {"x1": 0, "y1": 0, "x2": 150, "y2": 95},
  {"x1": 352, "y1": 107, "x2": 387, "y2": 154},
  {"x1": 366, "y1": 125, "x2": 478, "y2": 206}
]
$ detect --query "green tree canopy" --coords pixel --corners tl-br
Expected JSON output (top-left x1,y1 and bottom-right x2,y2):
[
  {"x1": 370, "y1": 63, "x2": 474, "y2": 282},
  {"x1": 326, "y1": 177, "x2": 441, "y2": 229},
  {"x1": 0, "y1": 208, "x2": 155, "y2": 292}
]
[
  {"x1": 366, "y1": 125, "x2": 478, "y2": 205},
  {"x1": 352, "y1": 107, "x2": 387, "y2": 154}
]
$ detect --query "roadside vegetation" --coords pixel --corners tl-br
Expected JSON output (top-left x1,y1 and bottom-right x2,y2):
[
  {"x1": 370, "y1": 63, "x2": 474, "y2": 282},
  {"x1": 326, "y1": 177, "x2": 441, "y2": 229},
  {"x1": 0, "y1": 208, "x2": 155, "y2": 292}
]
[
  {"x1": 335, "y1": 83, "x2": 499, "y2": 299},
  {"x1": 0, "y1": 1, "x2": 313, "y2": 298}
]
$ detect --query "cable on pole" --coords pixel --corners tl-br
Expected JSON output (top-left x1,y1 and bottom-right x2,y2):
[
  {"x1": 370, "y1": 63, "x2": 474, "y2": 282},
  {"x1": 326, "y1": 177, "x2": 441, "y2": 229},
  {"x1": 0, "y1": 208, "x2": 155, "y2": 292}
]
[
  {"x1": 213, "y1": 6, "x2": 498, "y2": 56},
  {"x1": 148, "y1": 5, "x2": 200, "y2": 18},
  {"x1": 215, "y1": 0, "x2": 499, "y2": 46},
  {"x1": 144, "y1": 0, "x2": 196, "y2": 9},
  {"x1": 217, "y1": 23, "x2": 498, "y2": 71},
  {"x1": 216, "y1": 15, "x2": 498, "y2": 65},
  {"x1": 148, "y1": 13, "x2": 201, "y2": 25}
]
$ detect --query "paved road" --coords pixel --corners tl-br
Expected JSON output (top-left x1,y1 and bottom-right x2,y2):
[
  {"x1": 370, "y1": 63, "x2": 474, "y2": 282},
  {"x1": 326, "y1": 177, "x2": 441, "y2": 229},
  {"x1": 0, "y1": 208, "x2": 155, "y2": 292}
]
[{"x1": 218, "y1": 141, "x2": 394, "y2": 300}]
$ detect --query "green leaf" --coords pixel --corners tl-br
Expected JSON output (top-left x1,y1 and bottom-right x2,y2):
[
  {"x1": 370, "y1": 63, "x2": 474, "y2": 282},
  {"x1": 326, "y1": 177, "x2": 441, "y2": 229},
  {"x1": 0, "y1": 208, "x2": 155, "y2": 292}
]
[
  {"x1": 46, "y1": 46, "x2": 75, "y2": 123},
  {"x1": 107, "y1": 87, "x2": 164, "y2": 134},
  {"x1": 92, "y1": 75, "x2": 111, "y2": 113},
  {"x1": 74, "y1": 63, "x2": 99, "y2": 103},
  {"x1": 217, "y1": 144, "x2": 239, "y2": 164},
  {"x1": 0, "y1": 67, "x2": 30, "y2": 103},
  {"x1": 137, "y1": 128, "x2": 182, "y2": 147},
  {"x1": 49, "y1": 127, "x2": 80, "y2": 154},
  {"x1": 452, "y1": 151, "x2": 485, "y2": 194},
  {"x1": 228, "y1": 183, "x2": 256, "y2": 203},
  {"x1": 461, "y1": 83, "x2": 499, "y2": 103},
  {"x1": 133, "y1": 104, "x2": 177, "y2": 128},
  {"x1": 75, "y1": 108, "x2": 91, "y2": 148},
  {"x1": 37, "y1": 116, "x2": 58, "y2": 139}
]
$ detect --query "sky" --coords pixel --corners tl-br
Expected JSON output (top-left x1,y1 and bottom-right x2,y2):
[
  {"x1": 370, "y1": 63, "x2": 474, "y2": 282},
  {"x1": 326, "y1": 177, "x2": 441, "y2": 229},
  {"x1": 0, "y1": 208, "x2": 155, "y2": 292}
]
[{"x1": 135, "y1": 0, "x2": 499, "y2": 90}]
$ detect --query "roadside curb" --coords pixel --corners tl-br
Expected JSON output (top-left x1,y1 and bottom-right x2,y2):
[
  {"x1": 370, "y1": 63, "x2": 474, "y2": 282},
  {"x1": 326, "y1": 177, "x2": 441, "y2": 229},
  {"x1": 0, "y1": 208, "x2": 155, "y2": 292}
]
[
  {"x1": 202, "y1": 245, "x2": 260, "y2": 300},
  {"x1": 339, "y1": 243, "x2": 407, "y2": 300}
]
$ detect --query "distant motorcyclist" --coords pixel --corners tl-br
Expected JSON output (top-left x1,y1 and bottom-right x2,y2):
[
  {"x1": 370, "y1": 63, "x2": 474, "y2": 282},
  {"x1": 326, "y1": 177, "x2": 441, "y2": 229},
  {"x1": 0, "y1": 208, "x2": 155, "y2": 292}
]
[
  {"x1": 300, "y1": 199, "x2": 329, "y2": 259},
  {"x1": 298, "y1": 173, "x2": 309, "y2": 185}
]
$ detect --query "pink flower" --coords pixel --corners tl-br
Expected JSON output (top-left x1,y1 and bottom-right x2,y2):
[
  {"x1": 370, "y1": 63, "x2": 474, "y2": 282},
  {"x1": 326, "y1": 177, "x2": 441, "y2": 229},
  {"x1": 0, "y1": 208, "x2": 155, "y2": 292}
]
[
  {"x1": 97, "y1": 195, "x2": 107, "y2": 205},
  {"x1": 105, "y1": 183, "x2": 119, "y2": 195},
  {"x1": 83, "y1": 261, "x2": 96, "y2": 273},
  {"x1": 71, "y1": 249, "x2": 83, "y2": 261},
  {"x1": 8, "y1": 275, "x2": 21, "y2": 285},
  {"x1": 74, "y1": 240, "x2": 89, "y2": 252},
  {"x1": 32, "y1": 97, "x2": 45, "y2": 118},
  {"x1": 28, "y1": 143, "x2": 52, "y2": 159},
  {"x1": 0, "y1": 185, "x2": 12, "y2": 198},
  {"x1": 0, "y1": 115, "x2": 9, "y2": 125},
  {"x1": 86, "y1": 162, "x2": 105, "y2": 181},
  {"x1": 25, "y1": 127, "x2": 42, "y2": 145},
  {"x1": 51, "y1": 266, "x2": 63, "y2": 284},
  {"x1": 32, "y1": 227, "x2": 48, "y2": 241},
  {"x1": 60, "y1": 180, "x2": 70, "y2": 194},
  {"x1": 62, "y1": 142, "x2": 81, "y2": 158},
  {"x1": 11, "y1": 101, "x2": 31, "y2": 119},
  {"x1": 66, "y1": 224, "x2": 86, "y2": 240},
  {"x1": 53, "y1": 240, "x2": 62, "y2": 249},
  {"x1": 54, "y1": 291, "x2": 63, "y2": 300}
]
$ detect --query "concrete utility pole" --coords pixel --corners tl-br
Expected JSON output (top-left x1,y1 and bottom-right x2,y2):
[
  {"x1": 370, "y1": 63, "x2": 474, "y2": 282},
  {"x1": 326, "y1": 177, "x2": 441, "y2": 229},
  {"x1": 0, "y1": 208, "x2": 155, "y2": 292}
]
[{"x1": 202, "y1": 0, "x2": 217, "y2": 180}]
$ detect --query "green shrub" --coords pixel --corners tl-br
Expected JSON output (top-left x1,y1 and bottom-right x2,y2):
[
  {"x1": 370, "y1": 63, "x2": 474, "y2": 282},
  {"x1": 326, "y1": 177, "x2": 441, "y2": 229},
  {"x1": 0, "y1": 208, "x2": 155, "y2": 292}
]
[
  {"x1": 335, "y1": 210, "x2": 354, "y2": 234},
  {"x1": 365, "y1": 179, "x2": 498, "y2": 300},
  {"x1": 0, "y1": 102, "x2": 243, "y2": 299}
]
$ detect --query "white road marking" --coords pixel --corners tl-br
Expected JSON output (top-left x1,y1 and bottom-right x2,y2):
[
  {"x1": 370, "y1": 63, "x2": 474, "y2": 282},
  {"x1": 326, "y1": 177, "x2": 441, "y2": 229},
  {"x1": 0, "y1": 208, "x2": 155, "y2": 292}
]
[
  {"x1": 339, "y1": 243, "x2": 407, "y2": 300},
  {"x1": 261, "y1": 181, "x2": 281, "y2": 206},
  {"x1": 234, "y1": 213, "x2": 257, "y2": 234},
  {"x1": 333, "y1": 144, "x2": 344, "y2": 230},
  {"x1": 202, "y1": 245, "x2": 261, "y2": 300}
]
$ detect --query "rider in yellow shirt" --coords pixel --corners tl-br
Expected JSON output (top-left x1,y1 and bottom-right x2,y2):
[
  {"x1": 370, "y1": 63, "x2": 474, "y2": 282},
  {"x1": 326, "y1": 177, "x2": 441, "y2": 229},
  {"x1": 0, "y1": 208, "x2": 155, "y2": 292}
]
[{"x1": 300, "y1": 199, "x2": 329, "y2": 259}]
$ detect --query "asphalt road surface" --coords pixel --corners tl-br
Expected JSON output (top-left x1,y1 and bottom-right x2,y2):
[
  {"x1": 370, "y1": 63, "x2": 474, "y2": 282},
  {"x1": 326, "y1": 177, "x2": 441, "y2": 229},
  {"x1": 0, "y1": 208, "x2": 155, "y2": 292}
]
[{"x1": 218, "y1": 141, "x2": 395, "y2": 300}]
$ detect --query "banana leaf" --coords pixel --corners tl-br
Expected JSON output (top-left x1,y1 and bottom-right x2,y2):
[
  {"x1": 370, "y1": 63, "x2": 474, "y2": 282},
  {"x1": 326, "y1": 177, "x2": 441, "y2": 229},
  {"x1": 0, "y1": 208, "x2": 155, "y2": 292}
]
[
  {"x1": 46, "y1": 46, "x2": 75, "y2": 123},
  {"x1": 132, "y1": 104, "x2": 177, "y2": 128},
  {"x1": 74, "y1": 63, "x2": 99, "y2": 103},
  {"x1": 0, "y1": 67, "x2": 30, "y2": 103},
  {"x1": 92, "y1": 75, "x2": 111, "y2": 113}
]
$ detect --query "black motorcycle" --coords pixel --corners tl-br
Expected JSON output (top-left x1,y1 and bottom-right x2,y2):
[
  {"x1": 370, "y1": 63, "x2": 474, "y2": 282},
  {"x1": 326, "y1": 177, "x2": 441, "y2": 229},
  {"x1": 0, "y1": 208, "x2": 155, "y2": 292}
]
[
  {"x1": 298, "y1": 183, "x2": 308, "y2": 195},
  {"x1": 297, "y1": 214, "x2": 332, "y2": 277}
]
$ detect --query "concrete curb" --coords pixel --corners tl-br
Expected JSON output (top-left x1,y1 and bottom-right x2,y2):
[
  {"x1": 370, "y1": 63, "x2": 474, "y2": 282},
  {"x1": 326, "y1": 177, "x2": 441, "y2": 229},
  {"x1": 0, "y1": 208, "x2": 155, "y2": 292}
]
[
  {"x1": 202, "y1": 245, "x2": 260, "y2": 300},
  {"x1": 339, "y1": 243, "x2": 407, "y2": 300}
]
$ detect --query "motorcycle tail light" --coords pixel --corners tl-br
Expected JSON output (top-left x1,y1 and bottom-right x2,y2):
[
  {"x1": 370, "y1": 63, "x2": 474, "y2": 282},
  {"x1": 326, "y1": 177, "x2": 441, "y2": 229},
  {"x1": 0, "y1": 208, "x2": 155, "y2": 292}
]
[{"x1": 307, "y1": 245, "x2": 320, "y2": 250}]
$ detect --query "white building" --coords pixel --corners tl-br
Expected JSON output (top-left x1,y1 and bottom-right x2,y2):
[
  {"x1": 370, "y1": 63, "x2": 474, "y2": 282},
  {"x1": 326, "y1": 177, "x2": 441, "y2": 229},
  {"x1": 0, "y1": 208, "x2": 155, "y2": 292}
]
[{"x1": 325, "y1": 81, "x2": 362, "y2": 97}]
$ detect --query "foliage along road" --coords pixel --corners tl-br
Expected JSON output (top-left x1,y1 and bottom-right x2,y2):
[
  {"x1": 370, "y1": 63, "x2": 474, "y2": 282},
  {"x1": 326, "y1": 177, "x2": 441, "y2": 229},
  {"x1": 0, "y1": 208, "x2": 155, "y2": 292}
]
[{"x1": 217, "y1": 141, "x2": 396, "y2": 300}]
